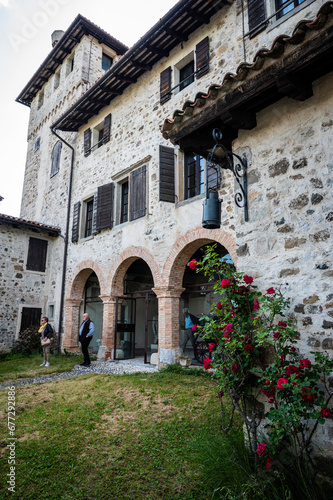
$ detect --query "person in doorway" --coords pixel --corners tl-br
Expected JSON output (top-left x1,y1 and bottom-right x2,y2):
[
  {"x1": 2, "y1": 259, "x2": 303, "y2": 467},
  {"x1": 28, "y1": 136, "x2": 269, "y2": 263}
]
[
  {"x1": 79, "y1": 313, "x2": 95, "y2": 367},
  {"x1": 181, "y1": 308, "x2": 199, "y2": 358},
  {"x1": 38, "y1": 316, "x2": 53, "y2": 367}
]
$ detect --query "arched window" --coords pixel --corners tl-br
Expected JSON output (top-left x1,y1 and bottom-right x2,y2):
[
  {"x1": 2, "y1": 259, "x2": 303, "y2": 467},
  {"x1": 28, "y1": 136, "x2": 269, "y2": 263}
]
[{"x1": 51, "y1": 141, "x2": 62, "y2": 177}]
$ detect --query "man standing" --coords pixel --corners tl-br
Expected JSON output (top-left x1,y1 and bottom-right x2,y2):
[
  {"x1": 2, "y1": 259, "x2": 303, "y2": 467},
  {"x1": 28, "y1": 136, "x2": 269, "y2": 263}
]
[
  {"x1": 181, "y1": 308, "x2": 199, "y2": 358},
  {"x1": 79, "y1": 312, "x2": 95, "y2": 367}
]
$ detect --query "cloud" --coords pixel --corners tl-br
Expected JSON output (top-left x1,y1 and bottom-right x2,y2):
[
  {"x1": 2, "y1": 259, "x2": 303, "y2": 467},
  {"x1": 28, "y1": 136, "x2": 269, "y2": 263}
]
[{"x1": 0, "y1": 0, "x2": 13, "y2": 7}]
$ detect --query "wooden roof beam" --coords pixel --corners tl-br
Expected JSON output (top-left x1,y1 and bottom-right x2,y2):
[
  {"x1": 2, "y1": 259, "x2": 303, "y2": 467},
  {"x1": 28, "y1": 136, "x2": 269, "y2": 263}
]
[
  {"x1": 146, "y1": 45, "x2": 169, "y2": 57},
  {"x1": 187, "y1": 8, "x2": 210, "y2": 24},
  {"x1": 131, "y1": 60, "x2": 152, "y2": 71},
  {"x1": 164, "y1": 25, "x2": 188, "y2": 41}
]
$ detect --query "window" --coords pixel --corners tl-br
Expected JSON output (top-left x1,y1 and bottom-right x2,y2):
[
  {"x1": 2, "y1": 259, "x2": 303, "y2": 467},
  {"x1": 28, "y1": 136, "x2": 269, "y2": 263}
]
[
  {"x1": 85, "y1": 198, "x2": 94, "y2": 237},
  {"x1": 160, "y1": 37, "x2": 209, "y2": 104},
  {"x1": 66, "y1": 53, "x2": 74, "y2": 76},
  {"x1": 120, "y1": 181, "x2": 129, "y2": 223},
  {"x1": 20, "y1": 307, "x2": 42, "y2": 331},
  {"x1": 37, "y1": 89, "x2": 44, "y2": 109},
  {"x1": 51, "y1": 141, "x2": 62, "y2": 177},
  {"x1": 34, "y1": 137, "x2": 40, "y2": 152},
  {"x1": 184, "y1": 153, "x2": 205, "y2": 200},
  {"x1": 102, "y1": 52, "x2": 113, "y2": 71},
  {"x1": 84, "y1": 114, "x2": 112, "y2": 156},
  {"x1": 54, "y1": 68, "x2": 60, "y2": 89},
  {"x1": 26, "y1": 237, "x2": 48, "y2": 272},
  {"x1": 276, "y1": 0, "x2": 306, "y2": 19}
]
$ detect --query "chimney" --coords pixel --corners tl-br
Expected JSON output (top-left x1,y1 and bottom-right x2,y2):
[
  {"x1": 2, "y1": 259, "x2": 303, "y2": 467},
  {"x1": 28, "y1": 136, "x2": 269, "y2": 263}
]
[{"x1": 51, "y1": 30, "x2": 64, "y2": 47}]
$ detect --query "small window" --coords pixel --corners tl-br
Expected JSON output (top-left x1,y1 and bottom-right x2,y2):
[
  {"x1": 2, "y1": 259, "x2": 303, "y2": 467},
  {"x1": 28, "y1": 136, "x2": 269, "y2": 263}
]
[
  {"x1": 85, "y1": 199, "x2": 94, "y2": 237},
  {"x1": 184, "y1": 153, "x2": 205, "y2": 200},
  {"x1": 37, "y1": 89, "x2": 44, "y2": 109},
  {"x1": 120, "y1": 181, "x2": 129, "y2": 223},
  {"x1": 66, "y1": 53, "x2": 74, "y2": 76},
  {"x1": 54, "y1": 68, "x2": 60, "y2": 89},
  {"x1": 102, "y1": 53, "x2": 113, "y2": 71},
  {"x1": 275, "y1": 0, "x2": 306, "y2": 19},
  {"x1": 34, "y1": 137, "x2": 40, "y2": 152},
  {"x1": 48, "y1": 304, "x2": 55, "y2": 320},
  {"x1": 51, "y1": 141, "x2": 62, "y2": 178},
  {"x1": 84, "y1": 114, "x2": 111, "y2": 156},
  {"x1": 26, "y1": 237, "x2": 48, "y2": 272},
  {"x1": 179, "y1": 60, "x2": 195, "y2": 91}
]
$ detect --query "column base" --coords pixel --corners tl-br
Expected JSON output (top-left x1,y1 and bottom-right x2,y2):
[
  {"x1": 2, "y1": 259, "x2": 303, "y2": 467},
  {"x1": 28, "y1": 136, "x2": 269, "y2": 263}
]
[{"x1": 159, "y1": 348, "x2": 182, "y2": 367}]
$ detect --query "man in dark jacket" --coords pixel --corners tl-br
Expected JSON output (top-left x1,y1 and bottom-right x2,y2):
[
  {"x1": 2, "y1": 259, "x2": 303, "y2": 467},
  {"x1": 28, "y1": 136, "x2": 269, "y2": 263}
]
[
  {"x1": 181, "y1": 308, "x2": 199, "y2": 357},
  {"x1": 79, "y1": 313, "x2": 95, "y2": 367}
]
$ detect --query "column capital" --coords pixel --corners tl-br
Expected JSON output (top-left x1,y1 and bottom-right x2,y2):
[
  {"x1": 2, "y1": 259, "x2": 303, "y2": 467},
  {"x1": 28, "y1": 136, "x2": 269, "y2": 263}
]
[
  {"x1": 65, "y1": 298, "x2": 82, "y2": 307},
  {"x1": 99, "y1": 295, "x2": 117, "y2": 304},
  {"x1": 152, "y1": 287, "x2": 185, "y2": 299}
]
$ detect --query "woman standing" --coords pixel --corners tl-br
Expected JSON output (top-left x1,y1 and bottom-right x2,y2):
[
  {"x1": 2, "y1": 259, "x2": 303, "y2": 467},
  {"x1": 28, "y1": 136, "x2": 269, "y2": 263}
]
[{"x1": 38, "y1": 317, "x2": 53, "y2": 367}]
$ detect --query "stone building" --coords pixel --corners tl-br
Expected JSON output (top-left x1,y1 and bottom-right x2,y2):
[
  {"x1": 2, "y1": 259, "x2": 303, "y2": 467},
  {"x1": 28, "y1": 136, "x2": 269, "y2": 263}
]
[{"x1": 1, "y1": 0, "x2": 332, "y2": 384}]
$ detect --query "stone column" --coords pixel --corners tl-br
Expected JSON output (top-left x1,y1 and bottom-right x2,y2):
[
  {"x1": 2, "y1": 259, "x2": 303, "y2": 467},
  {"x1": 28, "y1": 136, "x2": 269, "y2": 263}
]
[
  {"x1": 63, "y1": 299, "x2": 82, "y2": 352},
  {"x1": 153, "y1": 287, "x2": 185, "y2": 366},
  {"x1": 100, "y1": 295, "x2": 117, "y2": 360}
]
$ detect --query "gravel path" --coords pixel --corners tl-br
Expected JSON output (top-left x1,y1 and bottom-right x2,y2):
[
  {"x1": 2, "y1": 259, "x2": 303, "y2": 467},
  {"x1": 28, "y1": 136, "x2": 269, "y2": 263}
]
[{"x1": 0, "y1": 360, "x2": 159, "y2": 389}]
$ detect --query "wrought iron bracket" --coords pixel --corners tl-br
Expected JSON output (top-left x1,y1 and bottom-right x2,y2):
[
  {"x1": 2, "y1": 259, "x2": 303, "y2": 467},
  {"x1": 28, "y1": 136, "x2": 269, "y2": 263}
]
[{"x1": 207, "y1": 128, "x2": 248, "y2": 222}]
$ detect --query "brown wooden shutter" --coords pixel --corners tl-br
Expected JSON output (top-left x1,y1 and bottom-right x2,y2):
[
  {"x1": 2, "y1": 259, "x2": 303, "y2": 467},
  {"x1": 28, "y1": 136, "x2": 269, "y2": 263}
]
[
  {"x1": 26, "y1": 237, "x2": 48, "y2": 272},
  {"x1": 103, "y1": 114, "x2": 112, "y2": 144},
  {"x1": 50, "y1": 141, "x2": 62, "y2": 177},
  {"x1": 129, "y1": 165, "x2": 146, "y2": 221},
  {"x1": 20, "y1": 307, "x2": 42, "y2": 331},
  {"x1": 84, "y1": 128, "x2": 91, "y2": 156},
  {"x1": 72, "y1": 201, "x2": 81, "y2": 242},
  {"x1": 248, "y1": 0, "x2": 267, "y2": 37},
  {"x1": 96, "y1": 183, "x2": 114, "y2": 231},
  {"x1": 160, "y1": 67, "x2": 171, "y2": 105},
  {"x1": 91, "y1": 192, "x2": 99, "y2": 235},
  {"x1": 196, "y1": 37, "x2": 209, "y2": 78},
  {"x1": 159, "y1": 145, "x2": 175, "y2": 203}
]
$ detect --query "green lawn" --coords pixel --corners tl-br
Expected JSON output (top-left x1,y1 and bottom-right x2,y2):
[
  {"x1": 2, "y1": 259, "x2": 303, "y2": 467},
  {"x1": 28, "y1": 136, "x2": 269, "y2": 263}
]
[{"x1": 0, "y1": 367, "x2": 247, "y2": 500}]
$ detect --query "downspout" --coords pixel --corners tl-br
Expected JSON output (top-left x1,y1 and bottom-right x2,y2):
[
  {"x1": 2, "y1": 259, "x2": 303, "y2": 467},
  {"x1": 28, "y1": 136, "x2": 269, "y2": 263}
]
[{"x1": 51, "y1": 127, "x2": 75, "y2": 352}]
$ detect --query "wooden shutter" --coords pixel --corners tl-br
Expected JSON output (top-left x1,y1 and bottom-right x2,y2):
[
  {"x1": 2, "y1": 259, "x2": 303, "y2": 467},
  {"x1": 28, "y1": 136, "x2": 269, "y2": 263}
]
[
  {"x1": 160, "y1": 67, "x2": 172, "y2": 105},
  {"x1": 84, "y1": 128, "x2": 91, "y2": 157},
  {"x1": 26, "y1": 237, "x2": 48, "y2": 272},
  {"x1": 91, "y1": 192, "x2": 99, "y2": 235},
  {"x1": 196, "y1": 37, "x2": 209, "y2": 78},
  {"x1": 96, "y1": 183, "x2": 114, "y2": 231},
  {"x1": 20, "y1": 307, "x2": 42, "y2": 331},
  {"x1": 159, "y1": 145, "x2": 175, "y2": 202},
  {"x1": 72, "y1": 201, "x2": 81, "y2": 242},
  {"x1": 248, "y1": 0, "x2": 267, "y2": 37},
  {"x1": 103, "y1": 114, "x2": 112, "y2": 144},
  {"x1": 50, "y1": 141, "x2": 62, "y2": 177},
  {"x1": 129, "y1": 165, "x2": 146, "y2": 221}
]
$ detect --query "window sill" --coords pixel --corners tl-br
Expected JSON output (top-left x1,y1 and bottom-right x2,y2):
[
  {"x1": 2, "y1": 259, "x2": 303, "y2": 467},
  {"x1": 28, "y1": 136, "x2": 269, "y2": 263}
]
[
  {"x1": 176, "y1": 193, "x2": 205, "y2": 208},
  {"x1": 267, "y1": 0, "x2": 316, "y2": 33},
  {"x1": 25, "y1": 269, "x2": 47, "y2": 275},
  {"x1": 79, "y1": 235, "x2": 94, "y2": 242}
]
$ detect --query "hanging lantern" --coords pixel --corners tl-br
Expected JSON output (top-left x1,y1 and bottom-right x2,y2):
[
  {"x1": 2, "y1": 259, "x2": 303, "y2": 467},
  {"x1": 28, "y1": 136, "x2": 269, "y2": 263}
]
[{"x1": 202, "y1": 190, "x2": 222, "y2": 229}]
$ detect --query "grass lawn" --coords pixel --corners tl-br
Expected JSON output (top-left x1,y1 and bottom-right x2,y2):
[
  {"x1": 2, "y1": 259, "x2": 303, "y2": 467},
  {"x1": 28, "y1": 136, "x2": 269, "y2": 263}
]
[
  {"x1": 0, "y1": 354, "x2": 81, "y2": 384},
  {"x1": 0, "y1": 366, "x2": 248, "y2": 500}
]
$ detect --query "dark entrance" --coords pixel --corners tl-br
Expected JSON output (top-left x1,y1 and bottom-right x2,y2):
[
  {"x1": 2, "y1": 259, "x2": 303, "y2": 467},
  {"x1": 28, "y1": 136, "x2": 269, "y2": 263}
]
[{"x1": 114, "y1": 259, "x2": 157, "y2": 363}]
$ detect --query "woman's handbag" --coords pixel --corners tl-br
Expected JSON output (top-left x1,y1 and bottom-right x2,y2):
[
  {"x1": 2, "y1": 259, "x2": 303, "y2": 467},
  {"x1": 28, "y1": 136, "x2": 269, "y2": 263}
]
[{"x1": 41, "y1": 336, "x2": 51, "y2": 346}]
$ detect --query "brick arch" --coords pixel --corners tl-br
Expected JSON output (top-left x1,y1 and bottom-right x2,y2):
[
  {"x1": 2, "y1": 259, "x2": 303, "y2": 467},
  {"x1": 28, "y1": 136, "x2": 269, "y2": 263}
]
[
  {"x1": 106, "y1": 246, "x2": 161, "y2": 296},
  {"x1": 66, "y1": 260, "x2": 106, "y2": 301},
  {"x1": 162, "y1": 227, "x2": 236, "y2": 289}
]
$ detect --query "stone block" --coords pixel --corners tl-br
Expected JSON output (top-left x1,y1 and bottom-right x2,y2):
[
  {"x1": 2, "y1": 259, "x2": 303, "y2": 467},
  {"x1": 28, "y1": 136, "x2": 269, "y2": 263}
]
[
  {"x1": 150, "y1": 353, "x2": 158, "y2": 366},
  {"x1": 97, "y1": 345, "x2": 106, "y2": 361}
]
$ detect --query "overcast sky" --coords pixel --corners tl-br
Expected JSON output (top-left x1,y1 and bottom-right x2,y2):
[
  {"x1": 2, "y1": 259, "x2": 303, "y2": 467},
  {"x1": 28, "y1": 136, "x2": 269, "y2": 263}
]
[{"x1": 0, "y1": 0, "x2": 178, "y2": 217}]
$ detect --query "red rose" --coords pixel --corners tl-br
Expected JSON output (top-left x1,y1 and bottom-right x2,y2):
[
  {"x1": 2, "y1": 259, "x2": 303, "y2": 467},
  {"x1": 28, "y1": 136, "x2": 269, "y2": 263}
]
[
  {"x1": 216, "y1": 302, "x2": 222, "y2": 310},
  {"x1": 225, "y1": 323, "x2": 234, "y2": 333},
  {"x1": 237, "y1": 285, "x2": 248, "y2": 295},
  {"x1": 273, "y1": 331, "x2": 280, "y2": 340},
  {"x1": 208, "y1": 342, "x2": 216, "y2": 353},
  {"x1": 244, "y1": 336, "x2": 249, "y2": 341},
  {"x1": 245, "y1": 344, "x2": 254, "y2": 353},
  {"x1": 218, "y1": 390, "x2": 224, "y2": 398},
  {"x1": 253, "y1": 299, "x2": 260, "y2": 310},
  {"x1": 257, "y1": 443, "x2": 267, "y2": 456},
  {"x1": 188, "y1": 259, "x2": 197, "y2": 270},
  {"x1": 320, "y1": 408, "x2": 332, "y2": 419},
  {"x1": 278, "y1": 321, "x2": 287, "y2": 328},
  {"x1": 223, "y1": 332, "x2": 231, "y2": 340},
  {"x1": 231, "y1": 364, "x2": 239, "y2": 372},
  {"x1": 301, "y1": 386, "x2": 315, "y2": 405},
  {"x1": 280, "y1": 355, "x2": 286, "y2": 366},
  {"x1": 285, "y1": 365, "x2": 300, "y2": 378},
  {"x1": 192, "y1": 324, "x2": 197, "y2": 332},
  {"x1": 290, "y1": 347, "x2": 296, "y2": 352},
  {"x1": 299, "y1": 359, "x2": 311, "y2": 369},
  {"x1": 203, "y1": 358, "x2": 211, "y2": 370},
  {"x1": 277, "y1": 378, "x2": 288, "y2": 390},
  {"x1": 222, "y1": 367, "x2": 228, "y2": 373},
  {"x1": 266, "y1": 287, "x2": 275, "y2": 295},
  {"x1": 262, "y1": 388, "x2": 275, "y2": 399},
  {"x1": 265, "y1": 380, "x2": 271, "y2": 386},
  {"x1": 266, "y1": 457, "x2": 273, "y2": 470},
  {"x1": 244, "y1": 275, "x2": 254, "y2": 285},
  {"x1": 221, "y1": 279, "x2": 231, "y2": 287}
]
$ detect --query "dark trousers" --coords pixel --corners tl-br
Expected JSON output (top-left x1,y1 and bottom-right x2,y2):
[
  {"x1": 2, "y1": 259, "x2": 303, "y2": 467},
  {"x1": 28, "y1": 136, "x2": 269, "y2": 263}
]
[
  {"x1": 181, "y1": 329, "x2": 195, "y2": 354},
  {"x1": 80, "y1": 336, "x2": 92, "y2": 364}
]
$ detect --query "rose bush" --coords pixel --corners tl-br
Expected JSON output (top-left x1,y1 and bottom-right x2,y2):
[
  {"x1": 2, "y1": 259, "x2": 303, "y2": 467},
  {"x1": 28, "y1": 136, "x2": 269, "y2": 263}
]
[{"x1": 192, "y1": 245, "x2": 333, "y2": 473}]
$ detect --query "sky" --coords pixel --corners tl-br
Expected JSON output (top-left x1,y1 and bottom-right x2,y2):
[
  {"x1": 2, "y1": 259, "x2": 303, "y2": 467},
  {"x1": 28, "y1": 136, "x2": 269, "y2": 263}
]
[{"x1": 0, "y1": 0, "x2": 178, "y2": 217}]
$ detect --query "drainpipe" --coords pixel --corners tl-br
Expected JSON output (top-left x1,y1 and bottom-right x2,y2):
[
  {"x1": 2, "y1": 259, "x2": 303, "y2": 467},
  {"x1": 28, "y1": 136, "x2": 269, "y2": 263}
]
[{"x1": 51, "y1": 127, "x2": 75, "y2": 352}]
